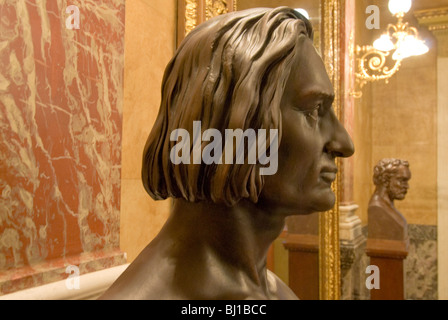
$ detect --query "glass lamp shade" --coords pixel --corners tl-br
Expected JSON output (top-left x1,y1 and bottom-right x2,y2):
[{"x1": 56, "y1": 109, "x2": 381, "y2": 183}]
[
  {"x1": 393, "y1": 35, "x2": 429, "y2": 60},
  {"x1": 392, "y1": 46, "x2": 411, "y2": 60},
  {"x1": 373, "y1": 34, "x2": 395, "y2": 52},
  {"x1": 295, "y1": 8, "x2": 310, "y2": 20},
  {"x1": 388, "y1": 0, "x2": 412, "y2": 15},
  {"x1": 411, "y1": 39, "x2": 429, "y2": 56}
]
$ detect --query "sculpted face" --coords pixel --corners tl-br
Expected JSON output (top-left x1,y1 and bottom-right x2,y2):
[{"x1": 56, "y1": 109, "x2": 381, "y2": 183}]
[
  {"x1": 260, "y1": 37, "x2": 354, "y2": 215},
  {"x1": 388, "y1": 165, "x2": 411, "y2": 201}
]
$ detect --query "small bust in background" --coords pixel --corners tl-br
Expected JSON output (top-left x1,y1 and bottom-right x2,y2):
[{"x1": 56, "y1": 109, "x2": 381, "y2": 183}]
[{"x1": 368, "y1": 158, "x2": 411, "y2": 241}]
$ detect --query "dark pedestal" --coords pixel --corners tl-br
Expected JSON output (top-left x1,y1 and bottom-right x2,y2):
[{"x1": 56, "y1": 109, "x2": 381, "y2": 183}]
[
  {"x1": 283, "y1": 233, "x2": 319, "y2": 300},
  {"x1": 366, "y1": 238, "x2": 409, "y2": 300}
]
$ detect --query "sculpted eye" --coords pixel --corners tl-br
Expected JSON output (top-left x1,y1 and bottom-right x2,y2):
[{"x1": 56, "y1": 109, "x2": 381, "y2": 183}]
[{"x1": 301, "y1": 104, "x2": 321, "y2": 124}]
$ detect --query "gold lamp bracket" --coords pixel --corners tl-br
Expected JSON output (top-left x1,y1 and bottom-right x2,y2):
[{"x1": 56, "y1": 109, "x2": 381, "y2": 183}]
[
  {"x1": 350, "y1": 1, "x2": 429, "y2": 99},
  {"x1": 350, "y1": 45, "x2": 402, "y2": 98}
]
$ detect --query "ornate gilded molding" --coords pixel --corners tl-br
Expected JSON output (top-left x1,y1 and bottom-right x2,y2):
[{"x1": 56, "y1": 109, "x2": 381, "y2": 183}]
[
  {"x1": 179, "y1": 0, "x2": 236, "y2": 45},
  {"x1": 185, "y1": 0, "x2": 198, "y2": 35},
  {"x1": 319, "y1": 0, "x2": 345, "y2": 301},
  {"x1": 414, "y1": 7, "x2": 448, "y2": 31},
  {"x1": 415, "y1": 7, "x2": 448, "y2": 57},
  {"x1": 205, "y1": 0, "x2": 229, "y2": 20}
]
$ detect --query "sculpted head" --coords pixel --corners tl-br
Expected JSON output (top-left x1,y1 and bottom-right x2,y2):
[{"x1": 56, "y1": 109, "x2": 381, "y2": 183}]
[
  {"x1": 142, "y1": 7, "x2": 354, "y2": 213},
  {"x1": 373, "y1": 158, "x2": 411, "y2": 201}
]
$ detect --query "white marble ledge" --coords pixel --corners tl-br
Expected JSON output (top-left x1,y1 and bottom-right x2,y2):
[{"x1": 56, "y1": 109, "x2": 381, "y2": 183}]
[{"x1": 0, "y1": 264, "x2": 129, "y2": 300}]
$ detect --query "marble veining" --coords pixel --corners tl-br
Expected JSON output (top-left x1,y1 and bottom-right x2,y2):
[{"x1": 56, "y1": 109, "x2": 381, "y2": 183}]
[
  {"x1": 0, "y1": 0, "x2": 126, "y2": 293},
  {"x1": 405, "y1": 225, "x2": 438, "y2": 300}
]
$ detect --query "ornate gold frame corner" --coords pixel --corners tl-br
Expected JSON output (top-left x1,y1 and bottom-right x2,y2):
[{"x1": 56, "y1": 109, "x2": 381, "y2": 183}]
[
  {"x1": 177, "y1": 0, "x2": 237, "y2": 46},
  {"x1": 319, "y1": 0, "x2": 345, "y2": 300}
]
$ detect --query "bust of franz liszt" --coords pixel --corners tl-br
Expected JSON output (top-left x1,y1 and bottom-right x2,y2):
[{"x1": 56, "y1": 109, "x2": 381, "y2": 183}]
[{"x1": 101, "y1": 7, "x2": 354, "y2": 300}]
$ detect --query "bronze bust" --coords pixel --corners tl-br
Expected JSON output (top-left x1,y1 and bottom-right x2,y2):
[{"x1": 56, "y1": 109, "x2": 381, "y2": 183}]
[
  {"x1": 101, "y1": 7, "x2": 354, "y2": 300},
  {"x1": 368, "y1": 158, "x2": 411, "y2": 241}
]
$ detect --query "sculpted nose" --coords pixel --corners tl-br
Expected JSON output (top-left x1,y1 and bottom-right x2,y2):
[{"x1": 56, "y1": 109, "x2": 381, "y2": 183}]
[{"x1": 325, "y1": 115, "x2": 355, "y2": 158}]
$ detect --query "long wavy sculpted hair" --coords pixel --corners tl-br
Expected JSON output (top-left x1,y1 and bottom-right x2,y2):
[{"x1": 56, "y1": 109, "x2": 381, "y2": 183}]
[{"x1": 142, "y1": 7, "x2": 313, "y2": 206}]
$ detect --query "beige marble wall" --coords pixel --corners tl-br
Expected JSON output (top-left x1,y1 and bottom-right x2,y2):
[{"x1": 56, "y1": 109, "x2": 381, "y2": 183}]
[
  {"x1": 353, "y1": 1, "x2": 438, "y2": 227},
  {"x1": 353, "y1": 0, "x2": 375, "y2": 226},
  {"x1": 370, "y1": 43, "x2": 438, "y2": 226},
  {"x1": 438, "y1": 56, "x2": 448, "y2": 300},
  {"x1": 120, "y1": 0, "x2": 176, "y2": 262}
]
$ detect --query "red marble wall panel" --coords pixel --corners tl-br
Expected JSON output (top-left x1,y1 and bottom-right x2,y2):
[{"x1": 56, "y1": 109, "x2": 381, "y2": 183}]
[{"x1": 0, "y1": 0, "x2": 126, "y2": 294}]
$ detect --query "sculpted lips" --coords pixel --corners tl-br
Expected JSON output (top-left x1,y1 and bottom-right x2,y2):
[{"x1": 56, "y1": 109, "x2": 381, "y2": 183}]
[{"x1": 320, "y1": 167, "x2": 338, "y2": 184}]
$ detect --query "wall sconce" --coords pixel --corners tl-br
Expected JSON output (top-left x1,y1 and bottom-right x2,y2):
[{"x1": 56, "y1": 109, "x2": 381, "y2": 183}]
[{"x1": 352, "y1": 0, "x2": 429, "y2": 98}]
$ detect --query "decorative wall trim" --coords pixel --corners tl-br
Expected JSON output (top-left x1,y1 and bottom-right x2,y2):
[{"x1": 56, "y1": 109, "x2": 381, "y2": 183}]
[
  {"x1": 415, "y1": 7, "x2": 448, "y2": 57},
  {"x1": 205, "y1": 0, "x2": 229, "y2": 20},
  {"x1": 0, "y1": 264, "x2": 129, "y2": 300},
  {"x1": 414, "y1": 7, "x2": 448, "y2": 31},
  {"x1": 185, "y1": 0, "x2": 198, "y2": 35},
  {"x1": 178, "y1": 0, "x2": 237, "y2": 46}
]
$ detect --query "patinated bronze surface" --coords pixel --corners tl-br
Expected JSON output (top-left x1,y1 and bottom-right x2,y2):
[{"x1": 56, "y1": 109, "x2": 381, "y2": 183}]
[
  {"x1": 368, "y1": 158, "x2": 411, "y2": 241},
  {"x1": 100, "y1": 7, "x2": 354, "y2": 300}
]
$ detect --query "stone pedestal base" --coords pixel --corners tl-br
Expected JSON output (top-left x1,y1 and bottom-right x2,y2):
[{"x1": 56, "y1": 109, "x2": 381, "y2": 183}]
[
  {"x1": 340, "y1": 235, "x2": 369, "y2": 300},
  {"x1": 340, "y1": 204, "x2": 363, "y2": 245},
  {"x1": 339, "y1": 204, "x2": 370, "y2": 300}
]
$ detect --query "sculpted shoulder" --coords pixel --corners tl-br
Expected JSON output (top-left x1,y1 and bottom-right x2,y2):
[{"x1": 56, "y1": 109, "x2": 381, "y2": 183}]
[
  {"x1": 100, "y1": 241, "x2": 299, "y2": 300},
  {"x1": 99, "y1": 239, "x2": 179, "y2": 300},
  {"x1": 267, "y1": 270, "x2": 299, "y2": 300}
]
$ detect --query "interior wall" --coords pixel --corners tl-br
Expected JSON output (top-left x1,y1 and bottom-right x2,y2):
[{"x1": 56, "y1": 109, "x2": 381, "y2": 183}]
[
  {"x1": 371, "y1": 46, "x2": 438, "y2": 226},
  {"x1": 353, "y1": 0, "x2": 438, "y2": 227},
  {"x1": 120, "y1": 0, "x2": 176, "y2": 262},
  {"x1": 353, "y1": 0, "x2": 374, "y2": 226},
  {"x1": 0, "y1": 0, "x2": 126, "y2": 295},
  {"x1": 438, "y1": 56, "x2": 448, "y2": 300},
  {"x1": 352, "y1": 0, "x2": 441, "y2": 299}
]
